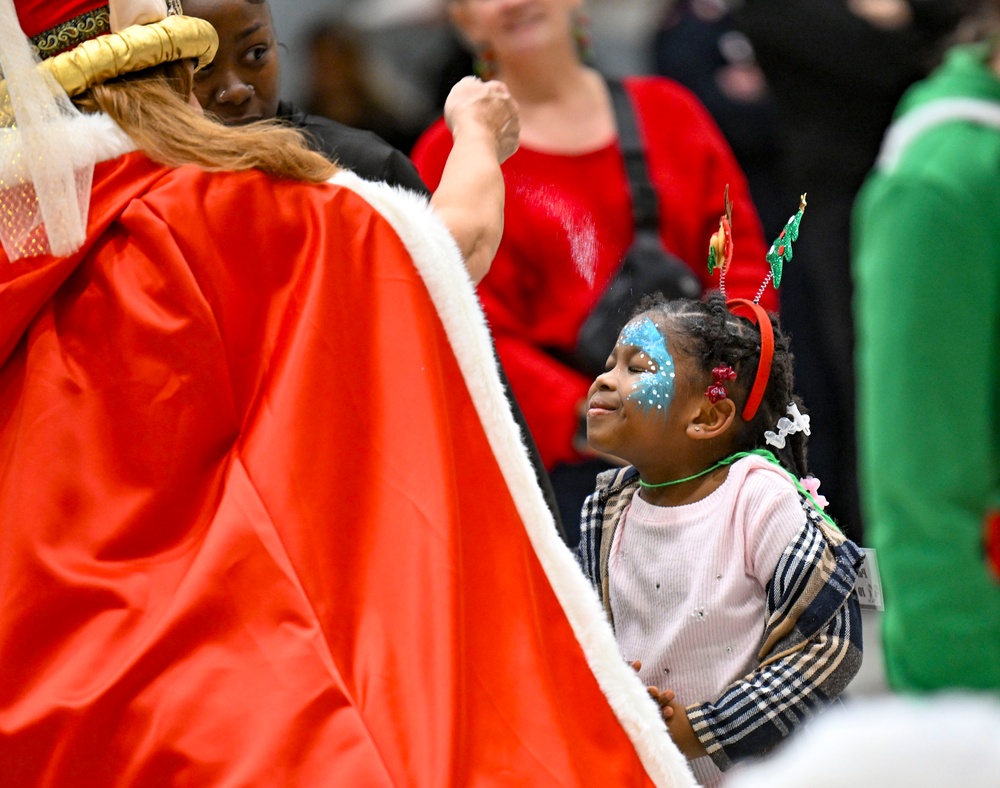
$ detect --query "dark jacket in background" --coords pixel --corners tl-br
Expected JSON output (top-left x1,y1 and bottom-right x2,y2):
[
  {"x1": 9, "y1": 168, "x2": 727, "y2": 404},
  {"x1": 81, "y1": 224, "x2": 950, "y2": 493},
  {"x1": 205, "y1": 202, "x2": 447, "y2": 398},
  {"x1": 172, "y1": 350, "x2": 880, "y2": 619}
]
[{"x1": 278, "y1": 100, "x2": 430, "y2": 195}]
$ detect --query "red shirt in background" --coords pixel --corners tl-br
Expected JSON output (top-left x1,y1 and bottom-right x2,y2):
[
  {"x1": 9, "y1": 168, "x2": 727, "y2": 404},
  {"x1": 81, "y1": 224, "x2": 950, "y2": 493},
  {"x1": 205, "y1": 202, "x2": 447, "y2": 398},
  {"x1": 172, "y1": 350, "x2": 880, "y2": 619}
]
[{"x1": 412, "y1": 76, "x2": 774, "y2": 468}]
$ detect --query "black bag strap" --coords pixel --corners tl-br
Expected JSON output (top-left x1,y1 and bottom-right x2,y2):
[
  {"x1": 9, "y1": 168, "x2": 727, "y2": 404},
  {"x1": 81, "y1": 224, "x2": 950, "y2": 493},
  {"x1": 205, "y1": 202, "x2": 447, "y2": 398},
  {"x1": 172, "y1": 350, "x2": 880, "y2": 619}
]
[{"x1": 608, "y1": 78, "x2": 659, "y2": 233}]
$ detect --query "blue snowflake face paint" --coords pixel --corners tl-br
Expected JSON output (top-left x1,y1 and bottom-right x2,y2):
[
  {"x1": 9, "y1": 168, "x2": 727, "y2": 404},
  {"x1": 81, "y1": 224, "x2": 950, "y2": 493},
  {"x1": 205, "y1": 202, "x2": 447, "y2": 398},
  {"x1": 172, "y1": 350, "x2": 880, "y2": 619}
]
[{"x1": 619, "y1": 317, "x2": 676, "y2": 415}]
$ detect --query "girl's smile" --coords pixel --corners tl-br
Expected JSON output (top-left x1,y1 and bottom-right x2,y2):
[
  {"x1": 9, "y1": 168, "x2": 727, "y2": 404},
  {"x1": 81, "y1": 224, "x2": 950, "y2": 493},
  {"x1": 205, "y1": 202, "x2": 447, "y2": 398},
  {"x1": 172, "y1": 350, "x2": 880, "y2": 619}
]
[
  {"x1": 586, "y1": 391, "x2": 618, "y2": 417},
  {"x1": 586, "y1": 317, "x2": 685, "y2": 462},
  {"x1": 586, "y1": 314, "x2": 718, "y2": 485},
  {"x1": 587, "y1": 316, "x2": 677, "y2": 419}
]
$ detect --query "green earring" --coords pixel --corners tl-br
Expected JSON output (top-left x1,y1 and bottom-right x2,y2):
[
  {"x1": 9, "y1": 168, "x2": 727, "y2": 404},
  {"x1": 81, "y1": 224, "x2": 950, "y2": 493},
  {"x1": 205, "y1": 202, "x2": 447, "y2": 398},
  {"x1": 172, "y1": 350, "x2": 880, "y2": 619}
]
[
  {"x1": 573, "y1": 10, "x2": 593, "y2": 64},
  {"x1": 473, "y1": 45, "x2": 496, "y2": 81}
]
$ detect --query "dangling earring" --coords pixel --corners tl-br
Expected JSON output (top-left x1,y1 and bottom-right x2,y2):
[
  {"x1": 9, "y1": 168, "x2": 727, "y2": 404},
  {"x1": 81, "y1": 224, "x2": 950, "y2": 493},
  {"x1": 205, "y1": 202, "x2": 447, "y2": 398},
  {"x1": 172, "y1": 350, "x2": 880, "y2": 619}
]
[
  {"x1": 572, "y1": 10, "x2": 594, "y2": 65},
  {"x1": 473, "y1": 45, "x2": 496, "y2": 81}
]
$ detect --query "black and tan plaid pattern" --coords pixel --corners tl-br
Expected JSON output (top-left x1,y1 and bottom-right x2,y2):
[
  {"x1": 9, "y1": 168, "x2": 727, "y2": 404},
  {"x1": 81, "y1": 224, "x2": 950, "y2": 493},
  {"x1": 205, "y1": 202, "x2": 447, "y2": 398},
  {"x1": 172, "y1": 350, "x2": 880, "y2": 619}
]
[
  {"x1": 578, "y1": 465, "x2": 640, "y2": 623},
  {"x1": 687, "y1": 512, "x2": 863, "y2": 771},
  {"x1": 577, "y1": 469, "x2": 864, "y2": 774}
]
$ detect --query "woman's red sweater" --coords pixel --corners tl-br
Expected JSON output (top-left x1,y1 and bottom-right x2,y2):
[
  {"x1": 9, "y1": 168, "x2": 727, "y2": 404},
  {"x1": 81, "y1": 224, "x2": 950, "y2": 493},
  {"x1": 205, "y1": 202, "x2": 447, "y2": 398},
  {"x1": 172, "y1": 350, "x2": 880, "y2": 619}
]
[{"x1": 413, "y1": 76, "x2": 774, "y2": 468}]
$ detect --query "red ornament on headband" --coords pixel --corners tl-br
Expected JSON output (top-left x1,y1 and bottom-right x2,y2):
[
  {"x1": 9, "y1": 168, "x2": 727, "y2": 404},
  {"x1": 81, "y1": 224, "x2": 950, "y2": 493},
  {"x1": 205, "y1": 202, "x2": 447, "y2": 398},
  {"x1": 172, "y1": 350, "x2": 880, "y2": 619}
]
[
  {"x1": 706, "y1": 188, "x2": 806, "y2": 421},
  {"x1": 705, "y1": 365, "x2": 736, "y2": 403},
  {"x1": 707, "y1": 186, "x2": 734, "y2": 300}
]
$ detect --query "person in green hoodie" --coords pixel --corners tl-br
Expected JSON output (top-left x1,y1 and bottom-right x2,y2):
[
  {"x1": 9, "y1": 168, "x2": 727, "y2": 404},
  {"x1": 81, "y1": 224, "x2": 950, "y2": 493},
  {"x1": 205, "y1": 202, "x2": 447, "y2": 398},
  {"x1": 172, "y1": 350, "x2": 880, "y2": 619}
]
[{"x1": 853, "y1": 1, "x2": 1000, "y2": 692}]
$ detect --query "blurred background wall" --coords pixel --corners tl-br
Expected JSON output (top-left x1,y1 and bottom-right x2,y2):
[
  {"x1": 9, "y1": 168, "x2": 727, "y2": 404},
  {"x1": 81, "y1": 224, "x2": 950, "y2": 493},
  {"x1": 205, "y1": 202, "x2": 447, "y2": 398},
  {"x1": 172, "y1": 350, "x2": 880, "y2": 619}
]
[{"x1": 266, "y1": 0, "x2": 673, "y2": 140}]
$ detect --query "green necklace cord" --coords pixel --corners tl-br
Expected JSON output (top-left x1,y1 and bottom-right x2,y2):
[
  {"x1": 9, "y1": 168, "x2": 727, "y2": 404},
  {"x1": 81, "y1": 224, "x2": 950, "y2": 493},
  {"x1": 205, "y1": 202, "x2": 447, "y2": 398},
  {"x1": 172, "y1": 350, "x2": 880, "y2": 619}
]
[
  {"x1": 637, "y1": 450, "x2": 761, "y2": 489},
  {"x1": 637, "y1": 448, "x2": 842, "y2": 533}
]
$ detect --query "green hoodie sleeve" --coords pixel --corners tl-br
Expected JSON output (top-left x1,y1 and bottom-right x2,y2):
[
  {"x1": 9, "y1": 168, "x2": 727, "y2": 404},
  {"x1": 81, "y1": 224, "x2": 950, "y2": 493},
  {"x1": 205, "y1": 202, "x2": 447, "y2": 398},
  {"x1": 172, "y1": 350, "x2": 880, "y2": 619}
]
[{"x1": 853, "y1": 129, "x2": 1000, "y2": 690}]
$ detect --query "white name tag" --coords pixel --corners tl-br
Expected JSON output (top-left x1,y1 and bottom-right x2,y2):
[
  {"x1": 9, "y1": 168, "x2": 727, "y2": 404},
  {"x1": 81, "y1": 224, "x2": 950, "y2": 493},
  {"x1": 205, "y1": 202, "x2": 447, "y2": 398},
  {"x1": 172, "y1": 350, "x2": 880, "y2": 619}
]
[{"x1": 855, "y1": 547, "x2": 884, "y2": 611}]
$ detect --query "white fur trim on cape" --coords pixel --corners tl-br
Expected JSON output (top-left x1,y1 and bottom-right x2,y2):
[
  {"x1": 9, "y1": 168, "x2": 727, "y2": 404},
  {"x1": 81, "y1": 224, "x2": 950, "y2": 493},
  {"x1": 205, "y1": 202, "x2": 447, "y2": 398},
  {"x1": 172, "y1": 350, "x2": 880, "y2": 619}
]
[
  {"x1": 333, "y1": 169, "x2": 697, "y2": 788},
  {"x1": 0, "y1": 112, "x2": 135, "y2": 183}
]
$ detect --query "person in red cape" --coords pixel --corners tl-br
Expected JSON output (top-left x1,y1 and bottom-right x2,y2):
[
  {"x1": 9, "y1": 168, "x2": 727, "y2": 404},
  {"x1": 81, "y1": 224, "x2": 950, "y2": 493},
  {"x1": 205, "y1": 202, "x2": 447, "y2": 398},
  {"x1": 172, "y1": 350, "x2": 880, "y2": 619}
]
[{"x1": 0, "y1": 1, "x2": 695, "y2": 785}]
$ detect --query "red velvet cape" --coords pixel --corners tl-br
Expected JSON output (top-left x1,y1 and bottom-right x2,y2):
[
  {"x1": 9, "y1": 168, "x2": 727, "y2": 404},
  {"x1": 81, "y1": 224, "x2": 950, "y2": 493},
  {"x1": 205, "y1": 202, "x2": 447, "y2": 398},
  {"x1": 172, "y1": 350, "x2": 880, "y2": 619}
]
[{"x1": 0, "y1": 151, "x2": 692, "y2": 786}]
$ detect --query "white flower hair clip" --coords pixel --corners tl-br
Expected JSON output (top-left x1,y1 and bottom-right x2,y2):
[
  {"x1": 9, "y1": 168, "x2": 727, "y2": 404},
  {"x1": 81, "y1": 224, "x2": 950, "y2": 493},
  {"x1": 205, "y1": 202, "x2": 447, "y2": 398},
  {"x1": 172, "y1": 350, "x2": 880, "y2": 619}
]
[{"x1": 764, "y1": 402, "x2": 811, "y2": 449}]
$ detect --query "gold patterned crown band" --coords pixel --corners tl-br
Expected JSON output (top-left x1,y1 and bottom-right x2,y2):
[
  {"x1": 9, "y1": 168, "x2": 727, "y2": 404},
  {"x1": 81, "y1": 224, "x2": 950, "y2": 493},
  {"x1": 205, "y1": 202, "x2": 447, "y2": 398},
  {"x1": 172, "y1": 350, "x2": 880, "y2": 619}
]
[
  {"x1": 4, "y1": 14, "x2": 217, "y2": 103},
  {"x1": 28, "y1": 1, "x2": 184, "y2": 60},
  {"x1": 42, "y1": 15, "x2": 217, "y2": 97},
  {"x1": 29, "y1": 7, "x2": 112, "y2": 60}
]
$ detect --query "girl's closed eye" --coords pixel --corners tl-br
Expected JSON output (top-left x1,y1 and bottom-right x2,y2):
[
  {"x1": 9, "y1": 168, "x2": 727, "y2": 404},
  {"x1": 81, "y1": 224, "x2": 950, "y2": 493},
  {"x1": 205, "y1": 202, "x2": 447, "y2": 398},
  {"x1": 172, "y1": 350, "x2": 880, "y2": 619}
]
[{"x1": 628, "y1": 352, "x2": 657, "y2": 374}]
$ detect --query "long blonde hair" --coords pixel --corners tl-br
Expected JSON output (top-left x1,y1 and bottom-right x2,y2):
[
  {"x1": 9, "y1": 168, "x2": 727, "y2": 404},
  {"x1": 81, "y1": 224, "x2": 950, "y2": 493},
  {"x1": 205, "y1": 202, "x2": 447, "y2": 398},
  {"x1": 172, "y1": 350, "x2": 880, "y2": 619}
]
[{"x1": 74, "y1": 61, "x2": 338, "y2": 183}]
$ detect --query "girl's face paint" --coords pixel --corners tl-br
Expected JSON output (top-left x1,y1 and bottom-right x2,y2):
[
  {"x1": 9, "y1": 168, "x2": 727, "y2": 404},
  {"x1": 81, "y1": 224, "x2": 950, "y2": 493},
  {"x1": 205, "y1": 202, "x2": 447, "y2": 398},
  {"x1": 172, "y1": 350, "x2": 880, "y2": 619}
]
[
  {"x1": 619, "y1": 317, "x2": 675, "y2": 416},
  {"x1": 587, "y1": 313, "x2": 708, "y2": 471}
]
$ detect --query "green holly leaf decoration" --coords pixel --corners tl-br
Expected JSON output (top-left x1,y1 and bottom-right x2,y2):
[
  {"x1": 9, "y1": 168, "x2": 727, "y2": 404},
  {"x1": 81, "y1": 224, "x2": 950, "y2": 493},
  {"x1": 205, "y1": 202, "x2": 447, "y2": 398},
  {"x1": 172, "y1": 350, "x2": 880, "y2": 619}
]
[
  {"x1": 708, "y1": 244, "x2": 719, "y2": 275},
  {"x1": 765, "y1": 194, "x2": 807, "y2": 289}
]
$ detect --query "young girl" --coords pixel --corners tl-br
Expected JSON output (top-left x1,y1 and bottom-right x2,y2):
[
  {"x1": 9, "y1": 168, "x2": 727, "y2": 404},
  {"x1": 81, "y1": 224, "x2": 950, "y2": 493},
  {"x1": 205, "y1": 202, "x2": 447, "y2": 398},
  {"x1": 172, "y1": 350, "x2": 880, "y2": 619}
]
[{"x1": 578, "y1": 285, "x2": 864, "y2": 786}]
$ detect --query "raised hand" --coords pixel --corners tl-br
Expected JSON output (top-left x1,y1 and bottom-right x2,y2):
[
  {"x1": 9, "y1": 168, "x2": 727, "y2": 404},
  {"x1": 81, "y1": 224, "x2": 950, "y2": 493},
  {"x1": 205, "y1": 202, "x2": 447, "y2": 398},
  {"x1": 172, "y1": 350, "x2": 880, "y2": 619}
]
[{"x1": 444, "y1": 76, "x2": 520, "y2": 165}]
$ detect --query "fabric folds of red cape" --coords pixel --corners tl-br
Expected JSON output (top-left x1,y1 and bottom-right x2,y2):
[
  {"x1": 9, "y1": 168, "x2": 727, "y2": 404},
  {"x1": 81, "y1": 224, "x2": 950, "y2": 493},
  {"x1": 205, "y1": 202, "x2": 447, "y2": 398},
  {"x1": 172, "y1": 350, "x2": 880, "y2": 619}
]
[{"x1": 0, "y1": 152, "x2": 691, "y2": 786}]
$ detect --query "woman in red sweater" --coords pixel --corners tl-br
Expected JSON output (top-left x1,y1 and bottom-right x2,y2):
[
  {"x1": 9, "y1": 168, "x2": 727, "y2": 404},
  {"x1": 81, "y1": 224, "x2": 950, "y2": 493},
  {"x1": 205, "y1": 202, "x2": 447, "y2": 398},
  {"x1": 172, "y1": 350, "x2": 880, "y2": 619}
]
[{"x1": 412, "y1": 0, "x2": 773, "y2": 545}]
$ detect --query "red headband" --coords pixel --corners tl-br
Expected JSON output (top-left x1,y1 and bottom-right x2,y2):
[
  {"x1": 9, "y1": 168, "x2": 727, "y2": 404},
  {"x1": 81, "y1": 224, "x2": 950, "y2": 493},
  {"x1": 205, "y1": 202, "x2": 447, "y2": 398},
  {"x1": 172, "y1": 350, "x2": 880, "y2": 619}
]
[{"x1": 726, "y1": 298, "x2": 773, "y2": 421}]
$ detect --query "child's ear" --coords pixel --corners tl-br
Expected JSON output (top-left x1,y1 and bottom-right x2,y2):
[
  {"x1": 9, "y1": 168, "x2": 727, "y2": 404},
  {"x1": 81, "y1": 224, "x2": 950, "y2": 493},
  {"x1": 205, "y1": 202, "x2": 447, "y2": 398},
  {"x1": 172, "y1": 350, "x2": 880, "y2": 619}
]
[{"x1": 687, "y1": 398, "x2": 736, "y2": 440}]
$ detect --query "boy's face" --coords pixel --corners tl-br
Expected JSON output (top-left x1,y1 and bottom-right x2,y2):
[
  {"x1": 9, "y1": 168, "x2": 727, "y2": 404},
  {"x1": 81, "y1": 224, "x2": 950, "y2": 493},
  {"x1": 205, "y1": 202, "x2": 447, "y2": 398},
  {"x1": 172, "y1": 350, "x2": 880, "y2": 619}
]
[
  {"x1": 585, "y1": 316, "x2": 700, "y2": 468},
  {"x1": 185, "y1": 0, "x2": 281, "y2": 124}
]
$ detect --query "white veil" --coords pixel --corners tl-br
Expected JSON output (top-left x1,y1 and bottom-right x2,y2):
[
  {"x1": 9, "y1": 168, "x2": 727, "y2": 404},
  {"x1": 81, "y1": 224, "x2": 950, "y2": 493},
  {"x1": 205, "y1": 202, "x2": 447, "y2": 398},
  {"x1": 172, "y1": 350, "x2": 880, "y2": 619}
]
[{"x1": 0, "y1": 0, "x2": 93, "y2": 260}]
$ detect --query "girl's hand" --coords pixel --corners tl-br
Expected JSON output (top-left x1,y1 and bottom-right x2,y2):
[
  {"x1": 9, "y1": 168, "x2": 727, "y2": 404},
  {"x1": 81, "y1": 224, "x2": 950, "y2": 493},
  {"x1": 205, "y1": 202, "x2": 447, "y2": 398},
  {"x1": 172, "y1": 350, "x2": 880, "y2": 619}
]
[
  {"x1": 629, "y1": 660, "x2": 675, "y2": 720},
  {"x1": 646, "y1": 684, "x2": 676, "y2": 720},
  {"x1": 631, "y1": 659, "x2": 708, "y2": 760}
]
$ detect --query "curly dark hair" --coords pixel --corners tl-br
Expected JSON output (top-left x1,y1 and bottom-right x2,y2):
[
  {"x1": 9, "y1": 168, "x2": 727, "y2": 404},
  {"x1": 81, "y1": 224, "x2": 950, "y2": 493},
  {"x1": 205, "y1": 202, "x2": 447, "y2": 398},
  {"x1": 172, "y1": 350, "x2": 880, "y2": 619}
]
[{"x1": 633, "y1": 290, "x2": 808, "y2": 478}]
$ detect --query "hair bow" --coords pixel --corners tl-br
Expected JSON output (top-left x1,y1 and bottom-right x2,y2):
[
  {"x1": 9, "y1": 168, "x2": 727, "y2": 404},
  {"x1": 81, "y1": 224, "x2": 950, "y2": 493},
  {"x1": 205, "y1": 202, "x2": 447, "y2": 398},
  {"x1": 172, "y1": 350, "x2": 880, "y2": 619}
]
[
  {"x1": 705, "y1": 364, "x2": 737, "y2": 404},
  {"x1": 764, "y1": 402, "x2": 810, "y2": 449},
  {"x1": 799, "y1": 475, "x2": 828, "y2": 510}
]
